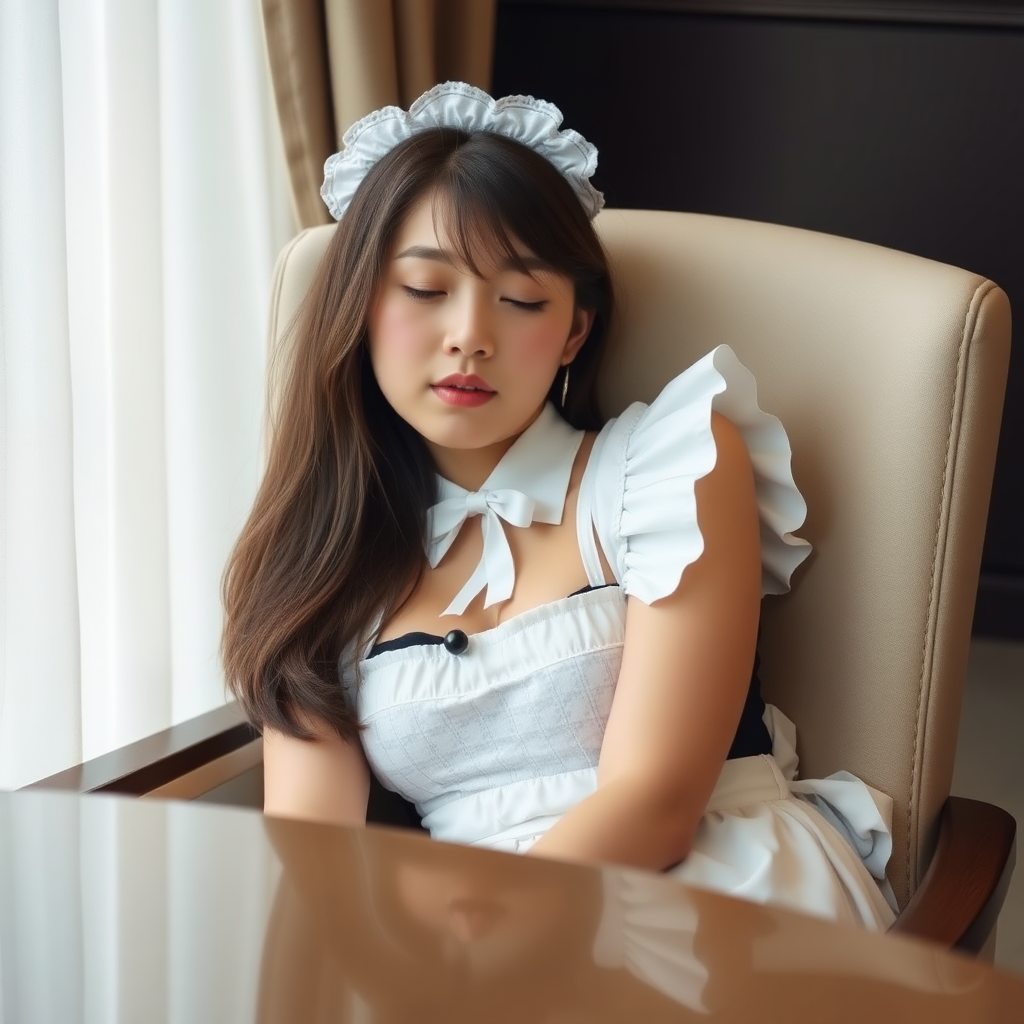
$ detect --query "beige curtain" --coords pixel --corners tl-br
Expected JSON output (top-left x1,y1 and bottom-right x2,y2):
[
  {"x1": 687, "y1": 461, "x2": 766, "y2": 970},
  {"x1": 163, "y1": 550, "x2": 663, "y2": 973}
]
[{"x1": 261, "y1": 0, "x2": 497, "y2": 229}]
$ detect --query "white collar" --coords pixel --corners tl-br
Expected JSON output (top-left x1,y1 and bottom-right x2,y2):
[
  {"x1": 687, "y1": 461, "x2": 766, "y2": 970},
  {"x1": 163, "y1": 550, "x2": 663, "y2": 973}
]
[{"x1": 425, "y1": 403, "x2": 584, "y2": 616}]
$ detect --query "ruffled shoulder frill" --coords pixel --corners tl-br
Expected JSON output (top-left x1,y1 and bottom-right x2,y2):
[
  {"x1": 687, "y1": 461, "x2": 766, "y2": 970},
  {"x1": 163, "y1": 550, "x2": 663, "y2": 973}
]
[{"x1": 588, "y1": 345, "x2": 811, "y2": 603}]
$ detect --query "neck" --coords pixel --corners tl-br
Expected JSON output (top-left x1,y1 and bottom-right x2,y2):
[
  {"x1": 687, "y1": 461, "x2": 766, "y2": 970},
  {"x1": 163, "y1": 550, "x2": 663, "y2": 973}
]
[
  {"x1": 426, "y1": 405, "x2": 548, "y2": 491},
  {"x1": 427, "y1": 436, "x2": 518, "y2": 491}
]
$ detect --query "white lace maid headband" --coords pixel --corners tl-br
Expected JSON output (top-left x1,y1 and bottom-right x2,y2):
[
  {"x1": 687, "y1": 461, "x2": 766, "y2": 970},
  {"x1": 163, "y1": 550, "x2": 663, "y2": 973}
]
[{"x1": 320, "y1": 81, "x2": 604, "y2": 221}]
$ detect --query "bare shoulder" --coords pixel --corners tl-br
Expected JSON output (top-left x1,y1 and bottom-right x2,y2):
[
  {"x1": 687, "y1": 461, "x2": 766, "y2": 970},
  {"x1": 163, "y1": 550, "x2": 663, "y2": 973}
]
[
  {"x1": 709, "y1": 411, "x2": 753, "y2": 479},
  {"x1": 692, "y1": 412, "x2": 757, "y2": 544}
]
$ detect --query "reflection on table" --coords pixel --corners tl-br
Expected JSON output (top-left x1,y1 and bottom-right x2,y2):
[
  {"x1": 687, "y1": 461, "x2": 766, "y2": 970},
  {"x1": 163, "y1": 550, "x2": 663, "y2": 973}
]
[{"x1": 1, "y1": 790, "x2": 1022, "y2": 1022}]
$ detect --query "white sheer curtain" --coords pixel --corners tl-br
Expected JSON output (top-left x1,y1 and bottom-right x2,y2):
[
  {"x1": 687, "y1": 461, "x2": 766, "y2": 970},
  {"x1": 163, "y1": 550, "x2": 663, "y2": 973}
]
[{"x1": 0, "y1": 0, "x2": 295, "y2": 789}]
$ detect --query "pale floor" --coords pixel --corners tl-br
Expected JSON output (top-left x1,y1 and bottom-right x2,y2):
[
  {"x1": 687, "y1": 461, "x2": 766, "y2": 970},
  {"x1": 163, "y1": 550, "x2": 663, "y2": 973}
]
[{"x1": 951, "y1": 637, "x2": 1024, "y2": 975}]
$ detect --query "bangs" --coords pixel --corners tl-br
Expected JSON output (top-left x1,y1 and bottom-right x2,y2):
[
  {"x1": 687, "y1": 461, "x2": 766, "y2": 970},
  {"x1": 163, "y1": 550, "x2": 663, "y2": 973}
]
[
  {"x1": 430, "y1": 187, "x2": 537, "y2": 279},
  {"x1": 424, "y1": 132, "x2": 585, "y2": 280}
]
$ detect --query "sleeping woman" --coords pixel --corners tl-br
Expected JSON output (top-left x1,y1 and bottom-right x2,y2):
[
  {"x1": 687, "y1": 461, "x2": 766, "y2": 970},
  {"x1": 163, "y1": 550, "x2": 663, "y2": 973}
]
[{"x1": 222, "y1": 82, "x2": 896, "y2": 930}]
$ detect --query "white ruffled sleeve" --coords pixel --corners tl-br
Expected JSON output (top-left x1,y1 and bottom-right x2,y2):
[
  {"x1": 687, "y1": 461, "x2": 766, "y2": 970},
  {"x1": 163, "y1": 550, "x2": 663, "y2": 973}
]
[{"x1": 590, "y1": 345, "x2": 811, "y2": 603}]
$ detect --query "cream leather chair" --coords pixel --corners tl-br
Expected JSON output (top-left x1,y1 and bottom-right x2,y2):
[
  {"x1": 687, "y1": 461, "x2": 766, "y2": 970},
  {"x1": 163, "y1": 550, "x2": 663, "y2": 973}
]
[
  {"x1": 35, "y1": 209, "x2": 1013, "y2": 952},
  {"x1": 265, "y1": 210, "x2": 1014, "y2": 950}
]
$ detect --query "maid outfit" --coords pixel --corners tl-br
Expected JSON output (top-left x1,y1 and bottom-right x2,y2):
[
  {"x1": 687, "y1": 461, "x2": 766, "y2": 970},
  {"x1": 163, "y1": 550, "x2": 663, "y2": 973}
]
[{"x1": 343, "y1": 346, "x2": 897, "y2": 931}]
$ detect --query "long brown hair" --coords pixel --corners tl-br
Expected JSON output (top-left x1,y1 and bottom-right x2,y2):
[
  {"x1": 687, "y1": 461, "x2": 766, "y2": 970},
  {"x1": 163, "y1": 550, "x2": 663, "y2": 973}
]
[{"x1": 223, "y1": 128, "x2": 615, "y2": 740}]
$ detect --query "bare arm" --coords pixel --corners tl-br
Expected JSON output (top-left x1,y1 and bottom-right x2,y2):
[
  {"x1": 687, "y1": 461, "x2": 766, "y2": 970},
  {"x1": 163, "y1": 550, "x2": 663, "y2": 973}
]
[
  {"x1": 528, "y1": 413, "x2": 762, "y2": 870},
  {"x1": 262, "y1": 715, "x2": 370, "y2": 828}
]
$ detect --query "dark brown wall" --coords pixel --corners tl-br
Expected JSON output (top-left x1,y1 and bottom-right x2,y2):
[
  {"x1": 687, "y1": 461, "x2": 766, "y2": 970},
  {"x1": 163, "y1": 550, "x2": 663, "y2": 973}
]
[{"x1": 494, "y1": 0, "x2": 1024, "y2": 638}]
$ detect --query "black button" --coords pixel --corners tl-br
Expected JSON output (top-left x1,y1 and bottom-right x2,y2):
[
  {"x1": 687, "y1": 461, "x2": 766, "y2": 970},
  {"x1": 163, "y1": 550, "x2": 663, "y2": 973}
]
[{"x1": 443, "y1": 629, "x2": 469, "y2": 655}]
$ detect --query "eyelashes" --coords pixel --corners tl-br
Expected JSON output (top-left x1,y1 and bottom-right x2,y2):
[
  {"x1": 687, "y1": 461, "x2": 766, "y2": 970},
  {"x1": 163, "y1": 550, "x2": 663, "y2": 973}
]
[{"x1": 401, "y1": 286, "x2": 547, "y2": 312}]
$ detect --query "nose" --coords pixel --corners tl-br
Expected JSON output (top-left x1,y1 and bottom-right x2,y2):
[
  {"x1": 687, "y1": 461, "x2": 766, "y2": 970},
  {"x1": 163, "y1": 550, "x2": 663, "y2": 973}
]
[{"x1": 442, "y1": 292, "x2": 495, "y2": 358}]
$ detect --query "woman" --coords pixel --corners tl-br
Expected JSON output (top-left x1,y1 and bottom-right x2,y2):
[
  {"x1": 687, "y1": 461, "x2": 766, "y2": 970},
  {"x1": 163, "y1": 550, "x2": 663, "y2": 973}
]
[{"x1": 223, "y1": 82, "x2": 895, "y2": 929}]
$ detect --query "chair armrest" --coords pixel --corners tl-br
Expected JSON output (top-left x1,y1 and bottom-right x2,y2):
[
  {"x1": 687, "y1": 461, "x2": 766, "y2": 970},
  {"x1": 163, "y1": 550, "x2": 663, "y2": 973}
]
[
  {"x1": 24, "y1": 702, "x2": 259, "y2": 797},
  {"x1": 891, "y1": 796, "x2": 1016, "y2": 953}
]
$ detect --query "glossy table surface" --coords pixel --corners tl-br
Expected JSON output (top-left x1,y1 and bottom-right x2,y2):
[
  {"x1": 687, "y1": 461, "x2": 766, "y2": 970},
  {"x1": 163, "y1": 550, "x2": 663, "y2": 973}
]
[{"x1": 2, "y1": 789, "x2": 1023, "y2": 1023}]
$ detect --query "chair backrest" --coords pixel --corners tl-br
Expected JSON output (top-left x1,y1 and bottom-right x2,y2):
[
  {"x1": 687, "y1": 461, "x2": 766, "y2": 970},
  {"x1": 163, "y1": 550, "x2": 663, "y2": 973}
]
[{"x1": 267, "y1": 211, "x2": 1010, "y2": 909}]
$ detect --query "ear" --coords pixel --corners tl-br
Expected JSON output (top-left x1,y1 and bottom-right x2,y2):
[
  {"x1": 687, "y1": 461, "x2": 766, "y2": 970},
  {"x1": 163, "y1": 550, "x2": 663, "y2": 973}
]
[{"x1": 562, "y1": 306, "x2": 595, "y2": 364}]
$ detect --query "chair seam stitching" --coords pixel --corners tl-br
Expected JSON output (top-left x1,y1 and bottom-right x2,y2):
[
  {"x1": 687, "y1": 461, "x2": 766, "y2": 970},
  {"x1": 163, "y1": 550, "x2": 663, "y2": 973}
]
[{"x1": 909, "y1": 279, "x2": 994, "y2": 900}]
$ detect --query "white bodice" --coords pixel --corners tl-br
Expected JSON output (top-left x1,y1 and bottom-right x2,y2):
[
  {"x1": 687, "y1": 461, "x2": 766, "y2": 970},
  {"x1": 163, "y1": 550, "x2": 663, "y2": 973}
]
[{"x1": 358, "y1": 585, "x2": 626, "y2": 846}]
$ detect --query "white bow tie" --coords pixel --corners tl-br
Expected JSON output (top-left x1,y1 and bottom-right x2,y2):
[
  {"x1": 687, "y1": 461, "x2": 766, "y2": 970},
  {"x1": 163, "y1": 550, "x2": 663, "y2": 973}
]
[{"x1": 425, "y1": 404, "x2": 584, "y2": 616}]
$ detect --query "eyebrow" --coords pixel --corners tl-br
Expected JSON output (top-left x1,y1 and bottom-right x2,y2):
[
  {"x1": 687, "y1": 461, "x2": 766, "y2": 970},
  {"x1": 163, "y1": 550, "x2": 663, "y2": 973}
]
[{"x1": 394, "y1": 245, "x2": 552, "y2": 274}]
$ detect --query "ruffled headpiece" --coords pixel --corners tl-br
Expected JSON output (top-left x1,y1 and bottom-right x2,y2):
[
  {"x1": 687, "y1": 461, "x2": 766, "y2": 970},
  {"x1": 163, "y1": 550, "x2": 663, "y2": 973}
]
[{"x1": 321, "y1": 81, "x2": 604, "y2": 221}]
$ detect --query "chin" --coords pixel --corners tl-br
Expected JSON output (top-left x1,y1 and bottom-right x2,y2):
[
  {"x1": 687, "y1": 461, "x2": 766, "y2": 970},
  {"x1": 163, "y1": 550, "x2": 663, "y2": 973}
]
[{"x1": 426, "y1": 429, "x2": 510, "y2": 452}]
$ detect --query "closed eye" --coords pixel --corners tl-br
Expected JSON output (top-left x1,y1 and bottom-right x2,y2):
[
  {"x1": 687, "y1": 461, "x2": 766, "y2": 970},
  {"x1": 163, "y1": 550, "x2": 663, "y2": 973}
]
[
  {"x1": 503, "y1": 298, "x2": 548, "y2": 311},
  {"x1": 403, "y1": 286, "x2": 444, "y2": 300}
]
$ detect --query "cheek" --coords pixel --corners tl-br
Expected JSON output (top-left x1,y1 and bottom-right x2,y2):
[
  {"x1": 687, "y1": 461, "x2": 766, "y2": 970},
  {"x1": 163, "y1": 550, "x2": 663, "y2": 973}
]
[
  {"x1": 510, "y1": 318, "x2": 573, "y2": 365},
  {"x1": 368, "y1": 300, "x2": 432, "y2": 369}
]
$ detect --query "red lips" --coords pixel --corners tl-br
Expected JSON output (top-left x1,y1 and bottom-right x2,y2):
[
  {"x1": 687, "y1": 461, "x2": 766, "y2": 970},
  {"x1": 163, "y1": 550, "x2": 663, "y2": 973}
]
[
  {"x1": 433, "y1": 373, "x2": 494, "y2": 392},
  {"x1": 431, "y1": 373, "x2": 496, "y2": 408}
]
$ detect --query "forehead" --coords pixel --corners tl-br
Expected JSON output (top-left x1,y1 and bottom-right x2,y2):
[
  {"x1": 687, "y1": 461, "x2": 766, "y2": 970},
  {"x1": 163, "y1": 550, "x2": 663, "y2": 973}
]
[
  {"x1": 392, "y1": 195, "x2": 446, "y2": 245},
  {"x1": 390, "y1": 192, "x2": 543, "y2": 276}
]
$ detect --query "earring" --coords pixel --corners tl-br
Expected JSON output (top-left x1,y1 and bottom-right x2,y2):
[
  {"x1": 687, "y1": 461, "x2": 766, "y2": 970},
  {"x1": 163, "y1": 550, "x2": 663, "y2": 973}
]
[{"x1": 561, "y1": 363, "x2": 571, "y2": 408}]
